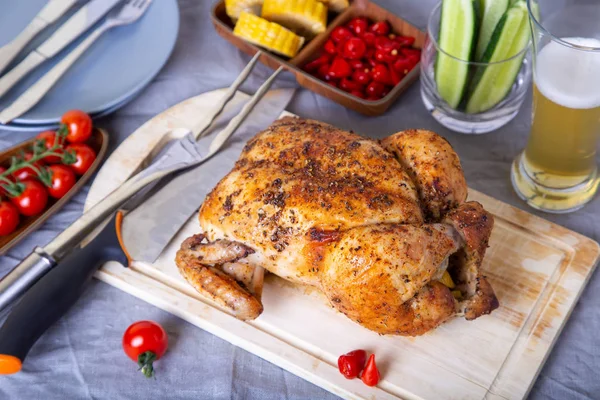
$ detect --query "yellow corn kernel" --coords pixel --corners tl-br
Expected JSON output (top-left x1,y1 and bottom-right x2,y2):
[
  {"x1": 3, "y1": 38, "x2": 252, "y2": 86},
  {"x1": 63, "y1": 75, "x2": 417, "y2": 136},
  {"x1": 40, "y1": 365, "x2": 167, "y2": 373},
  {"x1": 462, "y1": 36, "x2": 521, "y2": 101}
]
[
  {"x1": 262, "y1": 0, "x2": 327, "y2": 38},
  {"x1": 439, "y1": 270, "x2": 455, "y2": 289},
  {"x1": 317, "y1": 0, "x2": 349, "y2": 12},
  {"x1": 234, "y1": 12, "x2": 305, "y2": 58},
  {"x1": 225, "y1": 0, "x2": 264, "y2": 21},
  {"x1": 451, "y1": 290, "x2": 463, "y2": 300}
]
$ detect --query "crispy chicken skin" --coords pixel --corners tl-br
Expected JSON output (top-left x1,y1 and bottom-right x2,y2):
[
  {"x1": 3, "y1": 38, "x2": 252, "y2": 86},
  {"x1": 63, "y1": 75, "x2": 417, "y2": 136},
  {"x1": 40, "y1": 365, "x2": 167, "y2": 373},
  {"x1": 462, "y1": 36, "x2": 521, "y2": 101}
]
[{"x1": 175, "y1": 117, "x2": 498, "y2": 335}]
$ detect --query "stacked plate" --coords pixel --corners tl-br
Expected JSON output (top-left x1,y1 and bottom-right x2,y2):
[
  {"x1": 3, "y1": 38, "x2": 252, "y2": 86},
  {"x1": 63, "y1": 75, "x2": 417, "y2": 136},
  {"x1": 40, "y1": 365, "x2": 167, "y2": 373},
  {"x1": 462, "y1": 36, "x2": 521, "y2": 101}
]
[{"x1": 0, "y1": 0, "x2": 180, "y2": 132}]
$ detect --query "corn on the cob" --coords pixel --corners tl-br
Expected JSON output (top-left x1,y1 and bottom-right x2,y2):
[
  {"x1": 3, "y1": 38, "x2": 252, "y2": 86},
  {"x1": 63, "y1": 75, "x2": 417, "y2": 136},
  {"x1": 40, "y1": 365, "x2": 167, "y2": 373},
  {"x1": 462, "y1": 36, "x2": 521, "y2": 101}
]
[
  {"x1": 234, "y1": 12, "x2": 305, "y2": 58},
  {"x1": 317, "y1": 0, "x2": 349, "y2": 13},
  {"x1": 439, "y1": 270, "x2": 455, "y2": 289},
  {"x1": 225, "y1": 0, "x2": 264, "y2": 21},
  {"x1": 262, "y1": 0, "x2": 327, "y2": 38}
]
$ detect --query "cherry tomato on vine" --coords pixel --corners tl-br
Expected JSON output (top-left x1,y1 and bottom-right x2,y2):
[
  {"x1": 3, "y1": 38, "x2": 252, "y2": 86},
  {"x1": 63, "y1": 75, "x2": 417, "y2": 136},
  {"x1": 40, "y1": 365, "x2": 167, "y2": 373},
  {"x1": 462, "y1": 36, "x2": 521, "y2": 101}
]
[
  {"x1": 10, "y1": 180, "x2": 48, "y2": 217},
  {"x1": 47, "y1": 165, "x2": 76, "y2": 199},
  {"x1": 36, "y1": 131, "x2": 64, "y2": 164},
  {"x1": 12, "y1": 152, "x2": 44, "y2": 182},
  {"x1": 65, "y1": 144, "x2": 96, "y2": 175},
  {"x1": 61, "y1": 110, "x2": 92, "y2": 144},
  {"x1": 0, "y1": 201, "x2": 19, "y2": 236},
  {"x1": 123, "y1": 320, "x2": 168, "y2": 378},
  {"x1": 338, "y1": 349, "x2": 367, "y2": 379}
]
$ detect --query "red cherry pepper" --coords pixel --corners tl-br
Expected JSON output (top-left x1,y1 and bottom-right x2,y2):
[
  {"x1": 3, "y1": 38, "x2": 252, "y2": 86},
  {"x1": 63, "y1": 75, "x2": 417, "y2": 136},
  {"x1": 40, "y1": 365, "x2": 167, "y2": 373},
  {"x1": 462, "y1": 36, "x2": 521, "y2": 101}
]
[
  {"x1": 340, "y1": 78, "x2": 363, "y2": 92},
  {"x1": 331, "y1": 26, "x2": 354, "y2": 44},
  {"x1": 366, "y1": 81, "x2": 386, "y2": 98},
  {"x1": 328, "y1": 57, "x2": 352, "y2": 79},
  {"x1": 349, "y1": 89, "x2": 365, "y2": 99},
  {"x1": 370, "y1": 21, "x2": 390, "y2": 36},
  {"x1": 392, "y1": 57, "x2": 412, "y2": 74},
  {"x1": 303, "y1": 54, "x2": 331, "y2": 73},
  {"x1": 395, "y1": 35, "x2": 416, "y2": 47},
  {"x1": 360, "y1": 354, "x2": 381, "y2": 387},
  {"x1": 361, "y1": 32, "x2": 376, "y2": 46},
  {"x1": 347, "y1": 17, "x2": 369, "y2": 36},
  {"x1": 372, "y1": 64, "x2": 393, "y2": 85},
  {"x1": 348, "y1": 59, "x2": 364, "y2": 70},
  {"x1": 337, "y1": 349, "x2": 367, "y2": 379},
  {"x1": 343, "y1": 37, "x2": 367, "y2": 60},
  {"x1": 324, "y1": 39, "x2": 337, "y2": 55},
  {"x1": 352, "y1": 69, "x2": 372, "y2": 85}
]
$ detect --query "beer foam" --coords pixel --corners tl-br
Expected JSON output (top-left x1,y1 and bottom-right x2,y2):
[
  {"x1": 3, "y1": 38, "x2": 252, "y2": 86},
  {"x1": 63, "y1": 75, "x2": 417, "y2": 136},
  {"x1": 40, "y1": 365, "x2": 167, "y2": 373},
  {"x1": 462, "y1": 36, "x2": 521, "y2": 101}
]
[{"x1": 535, "y1": 37, "x2": 600, "y2": 109}]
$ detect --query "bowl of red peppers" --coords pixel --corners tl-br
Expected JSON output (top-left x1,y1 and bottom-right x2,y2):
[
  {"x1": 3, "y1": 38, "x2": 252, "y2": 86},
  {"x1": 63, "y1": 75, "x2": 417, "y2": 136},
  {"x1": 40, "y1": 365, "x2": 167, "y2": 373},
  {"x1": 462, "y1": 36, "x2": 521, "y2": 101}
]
[{"x1": 302, "y1": 17, "x2": 421, "y2": 104}]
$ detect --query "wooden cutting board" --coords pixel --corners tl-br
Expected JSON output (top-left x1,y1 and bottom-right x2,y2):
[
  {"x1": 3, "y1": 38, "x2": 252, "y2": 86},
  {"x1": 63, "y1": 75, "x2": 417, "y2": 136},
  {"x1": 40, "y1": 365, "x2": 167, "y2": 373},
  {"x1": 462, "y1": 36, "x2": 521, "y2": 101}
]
[{"x1": 85, "y1": 89, "x2": 600, "y2": 400}]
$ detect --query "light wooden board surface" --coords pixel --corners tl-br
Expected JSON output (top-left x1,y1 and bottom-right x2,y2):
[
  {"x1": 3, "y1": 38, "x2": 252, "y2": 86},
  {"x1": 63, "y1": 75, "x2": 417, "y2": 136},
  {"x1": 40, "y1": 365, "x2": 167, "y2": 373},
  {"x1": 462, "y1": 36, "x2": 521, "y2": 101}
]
[{"x1": 85, "y1": 89, "x2": 600, "y2": 400}]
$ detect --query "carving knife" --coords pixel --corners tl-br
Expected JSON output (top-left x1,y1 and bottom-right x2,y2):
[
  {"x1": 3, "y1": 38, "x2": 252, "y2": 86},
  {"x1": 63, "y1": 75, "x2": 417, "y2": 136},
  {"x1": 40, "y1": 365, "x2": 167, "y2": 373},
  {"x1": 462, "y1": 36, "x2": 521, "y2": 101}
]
[
  {"x1": 0, "y1": 0, "x2": 124, "y2": 99},
  {"x1": 0, "y1": 0, "x2": 80, "y2": 74},
  {"x1": 0, "y1": 84, "x2": 293, "y2": 374}
]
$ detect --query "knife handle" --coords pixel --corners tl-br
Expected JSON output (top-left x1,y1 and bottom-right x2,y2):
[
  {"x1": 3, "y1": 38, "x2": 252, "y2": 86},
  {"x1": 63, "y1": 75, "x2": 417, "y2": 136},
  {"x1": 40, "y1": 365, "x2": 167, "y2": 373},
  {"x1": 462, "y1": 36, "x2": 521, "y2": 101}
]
[
  {"x1": 0, "y1": 18, "x2": 47, "y2": 75},
  {"x1": 0, "y1": 52, "x2": 46, "y2": 100},
  {"x1": 0, "y1": 214, "x2": 126, "y2": 375}
]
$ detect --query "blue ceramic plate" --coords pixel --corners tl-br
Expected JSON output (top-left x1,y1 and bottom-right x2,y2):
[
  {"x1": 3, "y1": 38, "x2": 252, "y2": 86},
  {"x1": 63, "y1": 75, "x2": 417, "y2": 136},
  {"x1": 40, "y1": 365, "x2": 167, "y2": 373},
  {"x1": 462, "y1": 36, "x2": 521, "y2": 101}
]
[{"x1": 0, "y1": 0, "x2": 179, "y2": 126}]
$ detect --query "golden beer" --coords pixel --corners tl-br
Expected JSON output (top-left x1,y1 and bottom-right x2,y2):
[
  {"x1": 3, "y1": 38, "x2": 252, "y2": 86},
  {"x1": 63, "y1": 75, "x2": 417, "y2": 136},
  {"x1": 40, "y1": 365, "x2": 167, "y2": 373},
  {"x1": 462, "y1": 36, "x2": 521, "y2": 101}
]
[{"x1": 512, "y1": 37, "x2": 600, "y2": 212}]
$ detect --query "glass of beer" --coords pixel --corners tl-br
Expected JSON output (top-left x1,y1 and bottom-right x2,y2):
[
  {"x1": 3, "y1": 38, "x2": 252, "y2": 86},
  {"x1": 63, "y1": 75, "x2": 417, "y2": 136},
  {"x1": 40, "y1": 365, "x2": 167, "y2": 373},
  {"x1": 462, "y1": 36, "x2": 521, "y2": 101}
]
[{"x1": 511, "y1": 0, "x2": 600, "y2": 213}]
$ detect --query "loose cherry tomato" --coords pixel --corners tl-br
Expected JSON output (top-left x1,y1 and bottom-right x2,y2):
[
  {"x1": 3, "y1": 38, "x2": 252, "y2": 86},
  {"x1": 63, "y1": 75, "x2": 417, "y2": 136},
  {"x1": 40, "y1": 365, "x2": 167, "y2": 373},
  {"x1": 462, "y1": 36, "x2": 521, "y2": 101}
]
[
  {"x1": 303, "y1": 54, "x2": 331, "y2": 73},
  {"x1": 65, "y1": 144, "x2": 96, "y2": 175},
  {"x1": 370, "y1": 21, "x2": 390, "y2": 36},
  {"x1": 12, "y1": 152, "x2": 43, "y2": 182},
  {"x1": 10, "y1": 180, "x2": 48, "y2": 217},
  {"x1": 360, "y1": 354, "x2": 380, "y2": 387},
  {"x1": 395, "y1": 35, "x2": 416, "y2": 47},
  {"x1": 366, "y1": 81, "x2": 386, "y2": 98},
  {"x1": 339, "y1": 78, "x2": 363, "y2": 92},
  {"x1": 123, "y1": 321, "x2": 168, "y2": 378},
  {"x1": 338, "y1": 349, "x2": 367, "y2": 379},
  {"x1": 352, "y1": 69, "x2": 372, "y2": 85},
  {"x1": 361, "y1": 31, "x2": 376, "y2": 46},
  {"x1": 61, "y1": 110, "x2": 92, "y2": 144},
  {"x1": 342, "y1": 37, "x2": 366, "y2": 60},
  {"x1": 348, "y1": 59, "x2": 364, "y2": 70},
  {"x1": 331, "y1": 26, "x2": 353, "y2": 44},
  {"x1": 0, "y1": 201, "x2": 19, "y2": 236},
  {"x1": 36, "y1": 131, "x2": 65, "y2": 164},
  {"x1": 372, "y1": 64, "x2": 393, "y2": 85},
  {"x1": 47, "y1": 165, "x2": 76, "y2": 199},
  {"x1": 328, "y1": 57, "x2": 352, "y2": 79},
  {"x1": 347, "y1": 17, "x2": 369, "y2": 36},
  {"x1": 324, "y1": 39, "x2": 337, "y2": 55}
]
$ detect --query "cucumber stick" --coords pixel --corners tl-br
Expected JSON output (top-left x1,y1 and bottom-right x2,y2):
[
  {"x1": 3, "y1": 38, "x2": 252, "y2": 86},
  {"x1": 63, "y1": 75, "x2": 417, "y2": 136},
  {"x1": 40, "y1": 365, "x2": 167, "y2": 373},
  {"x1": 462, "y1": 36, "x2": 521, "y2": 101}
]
[
  {"x1": 475, "y1": 0, "x2": 509, "y2": 61},
  {"x1": 435, "y1": 0, "x2": 478, "y2": 109},
  {"x1": 465, "y1": 1, "x2": 530, "y2": 114}
]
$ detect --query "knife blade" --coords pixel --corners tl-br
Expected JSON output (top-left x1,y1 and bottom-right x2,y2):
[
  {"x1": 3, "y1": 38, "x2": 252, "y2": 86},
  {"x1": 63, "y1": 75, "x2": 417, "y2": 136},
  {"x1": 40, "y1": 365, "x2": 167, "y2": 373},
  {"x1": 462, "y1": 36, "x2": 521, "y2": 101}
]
[
  {"x1": 0, "y1": 0, "x2": 79, "y2": 74},
  {"x1": 119, "y1": 88, "x2": 296, "y2": 263},
  {"x1": 0, "y1": 0, "x2": 123, "y2": 99}
]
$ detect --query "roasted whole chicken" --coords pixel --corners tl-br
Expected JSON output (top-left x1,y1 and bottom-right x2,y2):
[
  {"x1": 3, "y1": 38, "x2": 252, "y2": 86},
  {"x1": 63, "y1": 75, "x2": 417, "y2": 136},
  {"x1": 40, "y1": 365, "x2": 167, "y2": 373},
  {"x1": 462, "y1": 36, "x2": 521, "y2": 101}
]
[{"x1": 176, "y1": 117, "x2": 498, "y2": 336}]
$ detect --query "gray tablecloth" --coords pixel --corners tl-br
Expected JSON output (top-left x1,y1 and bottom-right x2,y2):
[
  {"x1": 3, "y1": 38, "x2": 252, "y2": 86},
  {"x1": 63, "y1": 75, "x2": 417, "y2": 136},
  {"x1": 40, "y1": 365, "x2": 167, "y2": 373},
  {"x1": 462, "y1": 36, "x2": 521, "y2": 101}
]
[{"x1": 1, "y1": 0, "x2": 598, "y2": 399}]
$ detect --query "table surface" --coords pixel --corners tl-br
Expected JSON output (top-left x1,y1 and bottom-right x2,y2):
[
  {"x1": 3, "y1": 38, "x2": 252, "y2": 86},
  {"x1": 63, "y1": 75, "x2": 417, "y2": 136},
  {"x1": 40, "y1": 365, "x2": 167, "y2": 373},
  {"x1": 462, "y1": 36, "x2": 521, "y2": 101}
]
[{"x1": 1, "y1": 1, "x2": 598, "y2": 399}]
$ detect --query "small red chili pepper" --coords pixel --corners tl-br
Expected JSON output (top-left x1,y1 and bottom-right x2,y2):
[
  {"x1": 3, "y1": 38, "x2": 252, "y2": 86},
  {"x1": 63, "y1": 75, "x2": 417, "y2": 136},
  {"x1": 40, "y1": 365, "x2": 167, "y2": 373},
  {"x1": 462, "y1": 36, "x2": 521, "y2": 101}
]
[
  {"x1": 370, "y1": 21, "x2": 390, "y2": 36},
  {"x1": 349, "y1": 89, "x2": 365, "y2": 99},
  {"x1": 361, "y1": 32, "x2": 376, "y2": 46},
  {"x1": 348, "y1": 59, "x2": 364, "y2": 70},
  {"x1": 352, "y1": 69, "x2": 371, "y2": 85},
  {"x1": 389, "y1": 63, "x2": 402, "y2": 86},
  {"x1": 360, "y1": 354, "x2": 380, "y2": 387},
  {"x1": 342, "y1": 37, "x2": 367, "y2": 60},
  {"x1": 331, "y1": 26, "x2": 354, "y2": 44},
  {"x1": 329, "y1": 57, "x2": 352, "y2": 79},
  {"x1": 402, "y1": 47, "x2": 422, "y2": 58},
  {"x1": 340, "y1": 78, "x2": 363, "y2": 92},
  {"x1": 395, "y1": 35, "x2": 416, "y2": 47},
  {"x1": 324, "y1": 39, "x2": 338, "y2": 55},
  {"x1": 303, "y1": 54, "x2": 331, "y2": 73},
  {"x1": 371, "y1": 64, "x2": 393, "y2": 85},
  {"x1": 337, "y1": 349, "x2": 367, "y2": 379},
  {"x1": 347, "y1": 17, "x2": 369, "y2": 36}
]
